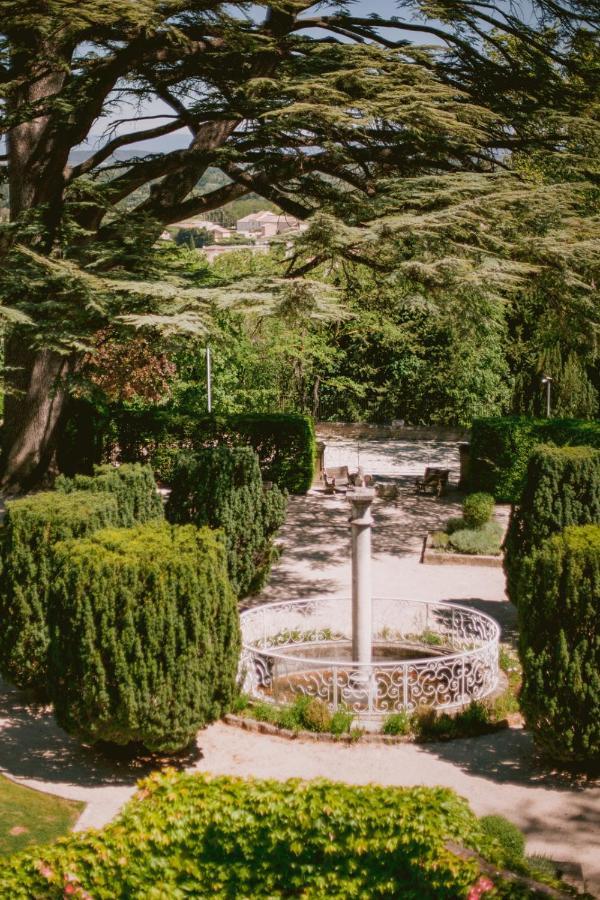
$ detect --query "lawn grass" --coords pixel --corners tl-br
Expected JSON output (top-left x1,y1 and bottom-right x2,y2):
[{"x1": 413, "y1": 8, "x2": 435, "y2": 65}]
[{"x1": 0, "y1": 775, "x2": 83, "y2": 857}]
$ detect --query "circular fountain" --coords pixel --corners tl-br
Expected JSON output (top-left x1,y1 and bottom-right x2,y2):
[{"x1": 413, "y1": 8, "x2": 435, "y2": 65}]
[{"x1": 240, "y1": 489, "x2": 500, "y2": 729}]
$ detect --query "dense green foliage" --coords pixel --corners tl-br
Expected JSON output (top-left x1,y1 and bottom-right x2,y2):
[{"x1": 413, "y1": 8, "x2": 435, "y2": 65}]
[
  {"x1": 432, "y1": 492, "x2": 502, "y2": 556},
  {"x1": 504, "y1": 446, "x2": 600, "y2": 604},
  {"x1": 517, "y1": 525, "x2": 600, "y2": 762},
  {"x1": 463, "y1": 493, "x2": 494, "y2": 529},
  {"x1": 63, "y1": 406, "x2": 315, "y2": 494},
  {"x1": 0, "y1": 464, "x2": 163, "y2": 690},
  {"x1": 0, "y1": 491, "x2": 120, "y2": 689},
  {"x1": 479, "y1": 816, "x2": 526, "y2": 870},
  {"x1": 166, "y1": 447, "x2": 287, "y2": 597},
  {"x1": 56, "y1": 463, "x2": 164, "y2": 526},
  {"x1": 470, "y1": 417, "x2": 600, "y2": 501},
  {"x1": 0, "y1": 770, "x2": 534, "y2": 898},
  {"x1": 49, "y1": 522, "x2": 239, "y2": 752}
]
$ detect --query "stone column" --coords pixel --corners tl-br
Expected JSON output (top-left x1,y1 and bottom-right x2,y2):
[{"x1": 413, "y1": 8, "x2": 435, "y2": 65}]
[{"x1": 348, "y1": 488, "x2": 375, "y2": 666}]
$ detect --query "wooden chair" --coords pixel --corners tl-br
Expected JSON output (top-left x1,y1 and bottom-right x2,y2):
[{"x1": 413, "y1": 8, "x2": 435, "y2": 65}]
[
  {"x1": 415, "y1": 467, "x2": 450, "y2": 498},
  {"x1": 323, "y1": 465, "x2": 350, "y2": 494}
]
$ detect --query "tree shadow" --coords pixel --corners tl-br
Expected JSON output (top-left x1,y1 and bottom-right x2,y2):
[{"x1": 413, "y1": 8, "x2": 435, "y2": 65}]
[
  {"x1": 421, "y1": 727, "x2": 599, "y2": 793},
  {"x1": 0, "y1": 680, "x2": 202, "y2": 789}
]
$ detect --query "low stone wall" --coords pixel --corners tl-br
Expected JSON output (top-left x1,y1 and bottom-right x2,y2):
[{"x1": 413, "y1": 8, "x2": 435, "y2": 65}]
[{"x1": 316, "y1": 422, "x2": 469, "y2": 442}]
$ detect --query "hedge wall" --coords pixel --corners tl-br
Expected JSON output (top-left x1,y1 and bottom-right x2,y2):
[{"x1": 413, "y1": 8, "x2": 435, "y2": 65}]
[
  {"x1": 0, "y1": 491, "x2": 120, "y2": 690},
  {"x1": 56, "y1": 462, "x2": 164, "y2": 526},
  {"x1": 470, "y1": 416, "x2": 600, "y2": 502},
  {"x1": 517, "y1": 525, "x2": 600, "y2": 762},
  {"x1": 0, "y1": 771, "x2": 528, "y2": 898},
  {"x1": 58, "y1": 403, "x2": 316, "y2": 494},
  {"x1": 504, "y1": 445, "x2": 600, "y2": 605},
  {"x1": 166, "y1": 447, "x2": 287, "y2": 597},
  {"x1": 48, "y1": 522, "x2": 240, "y2": 752}
]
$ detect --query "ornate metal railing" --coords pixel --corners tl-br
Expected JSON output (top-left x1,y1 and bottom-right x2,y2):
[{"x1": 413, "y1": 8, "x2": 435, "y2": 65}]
[{"x1": 239, "y1": 597, "x2": 500, "y2": 722}]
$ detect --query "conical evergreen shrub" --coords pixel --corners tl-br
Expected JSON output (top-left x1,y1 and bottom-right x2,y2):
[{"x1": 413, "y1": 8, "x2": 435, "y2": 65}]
[
  {"x1": 48, "y1": 522, "x2": 240, "y2": 752},
  {"x1": 518, "y1": 524, "x2": 600, "y2": 762},
  {"x1": 0, "y1": 491, "x2": 121, "y2": 689},
  {"x1": 166, "y1": 447, "x2": 287, "y2": 597},
  {"x1": 504, "y1": 445, "x2": 600, "y2": 606}
]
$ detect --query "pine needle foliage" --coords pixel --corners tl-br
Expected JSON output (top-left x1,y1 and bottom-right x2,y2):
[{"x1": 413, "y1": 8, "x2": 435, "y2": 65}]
[
  {"x1": 504, "y1": 445, "x2": 600, "y2": 606},
  {"x1": 166, "y1": 447, "x2": 287, "y2": 597},
  {"x1": 0, "y1": 490, "x2": 120, "y2": 689},
  {"x1": 0, "y1": 463, "x2": 164, "y2": 690},
  {"x1": 56, "y1": 462, "x2": 164, "y2": 526},
  {"x1": 518, "y1": 524, "x2": 600, "y2": 763},
  {"x1": 48, "y1": 522, "x2": 240, "y2": 752}
]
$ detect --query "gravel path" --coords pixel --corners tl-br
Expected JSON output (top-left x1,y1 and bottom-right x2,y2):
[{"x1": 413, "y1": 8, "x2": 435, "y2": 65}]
[{"x1": 0, "y1": 440, "x2": 598, "y2": 892}]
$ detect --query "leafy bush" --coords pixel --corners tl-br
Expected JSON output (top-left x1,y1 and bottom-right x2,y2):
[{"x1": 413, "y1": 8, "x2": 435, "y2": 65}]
[
  {"x1": 166, "y1": 447, "x2": 287, "y2": 596},
  {"x1": 301, "y1": 697, "x2": 333, "y2": 732},
  {"x1": 504, "y1": 445, "x2": 600, "y2": 606},
  {"x1": 246, "y1": 696, "x2": 354, "y2": 736},
  {"x1": 431, "y1": 530, "x2": 450, "y2": 549},
  {"x1": 463, "y1": 492, "x2": 494, "y2": 529},
  {"x1": 448, "y1": 521, "x2": 503, "y2": 555},
  {"x1": 382, "y1": 711, "x2": 412, "y2": 736},
  {"x1": 61, "y1": 404, "x2": 316, "y2": 494},
  {"x1": 470, "y1": 416, "x2": 600, "y2": 502},
  {"x1": 414, "y1": 702, "x2": 492, "y2": 741},
  {"x1": 228, "y1": 412, "x2": 316, "y2": 495},
  {"x1": 56, "y1": 462, "x2": 164, "y2": 526},
  {"x1": 0, "y1": 771, "x2": 511, "y2": 898},
  {"x1": 48, "y1": 522, "x2": 240, "y2": 752},
  {"x1": 0, "y1": 491, "x2": 120, "y2": 689},
  {"x1": 517, "y1": 524, "x2": 600, "y2": 763},
  {"x1": 480, "y1": 815, "x2": 525, "y2": 869}
]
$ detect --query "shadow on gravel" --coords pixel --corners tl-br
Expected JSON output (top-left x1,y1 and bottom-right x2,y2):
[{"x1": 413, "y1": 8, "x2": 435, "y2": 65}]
[
  {"x1": 0, "y1": 680, "x2": 202, "y2": 788},
  {"x1": 422, "y1": 727, "x2": 599, "y2": 793}
]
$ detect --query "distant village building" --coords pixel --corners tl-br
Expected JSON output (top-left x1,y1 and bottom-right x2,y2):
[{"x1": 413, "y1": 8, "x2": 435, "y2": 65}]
[
  {"x1": 174, "y1": 219, "x2": 233, "y2": 242},
  {"x1": 236, "y1": 210, "x2": 307, "y2": 239}
]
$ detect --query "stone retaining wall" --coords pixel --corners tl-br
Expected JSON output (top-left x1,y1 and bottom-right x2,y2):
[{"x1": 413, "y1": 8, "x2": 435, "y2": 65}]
[{"x1": 316, "y1": 422, "x2": 469, "y2": 442}]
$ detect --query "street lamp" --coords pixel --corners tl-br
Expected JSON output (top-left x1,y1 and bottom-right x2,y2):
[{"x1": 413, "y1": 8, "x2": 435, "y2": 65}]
[
  {"x1": 541, "y1": 375, "x2": 552, "y2": 418},
  {"x1": 206, "y1": 346, "x2": 212, "y2": 413}
]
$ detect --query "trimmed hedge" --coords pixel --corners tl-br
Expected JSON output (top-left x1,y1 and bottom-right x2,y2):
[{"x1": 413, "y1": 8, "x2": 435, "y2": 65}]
[
  {"x1": 517, "y1": 524, "x2": 600, "y2": 762},
  {"x1": 59, "y1": 404, "x2": 316, "y2": 494},
  {"x1": 56, "y1": 462, "x2": 164, "y2": 526},
  {"x1": 504, "y1": 445, "x2": 600, "y2": 605},
  {"x1": 0, "y1": 491, "x2": 120, "y2": 689},
  {"x1": 48, "y1": 522, "x2": 240, "y2": 752},
  {"x1": 166, "y1": 447, "x2": 287, "y2": 597},
  {"x1": 0, "y1": 771, "x2": 526, "y2": 898},
  {"x1": 470, "y1": 416, "x2": 600, "y2": 502},
  {"x1": 0, "y1": 464, "x2": 164, "y2": 691}
]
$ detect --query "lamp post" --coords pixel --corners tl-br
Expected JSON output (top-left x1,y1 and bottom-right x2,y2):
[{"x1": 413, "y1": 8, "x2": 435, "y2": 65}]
[
  {"x1": 206, "y1": 346, "x2": 212, "y2": 413},
  {"x1": 541, "y1": 374, "x2": 552, "y2": 418}
]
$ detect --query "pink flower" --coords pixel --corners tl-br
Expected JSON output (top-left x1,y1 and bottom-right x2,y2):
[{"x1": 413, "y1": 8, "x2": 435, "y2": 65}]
[{"x1": 468, "y1": 875, "x2": 494, "y2": 898}]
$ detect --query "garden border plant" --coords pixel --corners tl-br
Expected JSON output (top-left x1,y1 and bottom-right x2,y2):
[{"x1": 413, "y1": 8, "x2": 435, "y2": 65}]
[{"x1": 0, "y1": 770, "x2": 576, "y2": 898}]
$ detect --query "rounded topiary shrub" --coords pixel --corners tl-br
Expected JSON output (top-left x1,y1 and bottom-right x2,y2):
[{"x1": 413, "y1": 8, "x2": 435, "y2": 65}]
[
  {"x1": 0, "y1": 490, "x2": 120, "y2": 690},
  {"x1": 56, "y1": 462, "x2": 164, "y2": 527},
  {"x1": 518, "y1": 524, "x2": 600, "y2": 763},
  {"x1": 48, "y1": 522, "x2": 240, "y2": 753},
  {"x1": 463, "y1": 492, "x2": 494, "y2": 529},
  {"x1": 166, "y1": 447, "x2": 287, "y2": 597}
]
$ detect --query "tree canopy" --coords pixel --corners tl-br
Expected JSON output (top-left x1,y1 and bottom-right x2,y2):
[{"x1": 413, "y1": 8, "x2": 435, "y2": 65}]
[{"x1": 0, "y1": 0, "x2": 598, "y2": 488}]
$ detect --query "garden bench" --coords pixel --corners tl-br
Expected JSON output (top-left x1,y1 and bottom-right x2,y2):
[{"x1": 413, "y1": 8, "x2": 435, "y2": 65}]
[
  {"x1": 415, "y1": 467, "x2": 449, "y2": 498},
  {"x1": 323, "y1": 465, "x2": 350, "y2": 494}
]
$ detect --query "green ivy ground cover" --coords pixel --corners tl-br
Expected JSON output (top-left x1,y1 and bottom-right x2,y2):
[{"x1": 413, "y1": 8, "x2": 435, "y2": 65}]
[{"x1": 0, "y1": 771, "x2": 551, "y2": 898}]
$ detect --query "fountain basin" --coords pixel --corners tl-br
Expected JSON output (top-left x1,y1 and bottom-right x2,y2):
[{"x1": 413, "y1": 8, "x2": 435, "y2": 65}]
[{"x1": 239, "y1": 597, "x2": 500, "y2": 729}]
